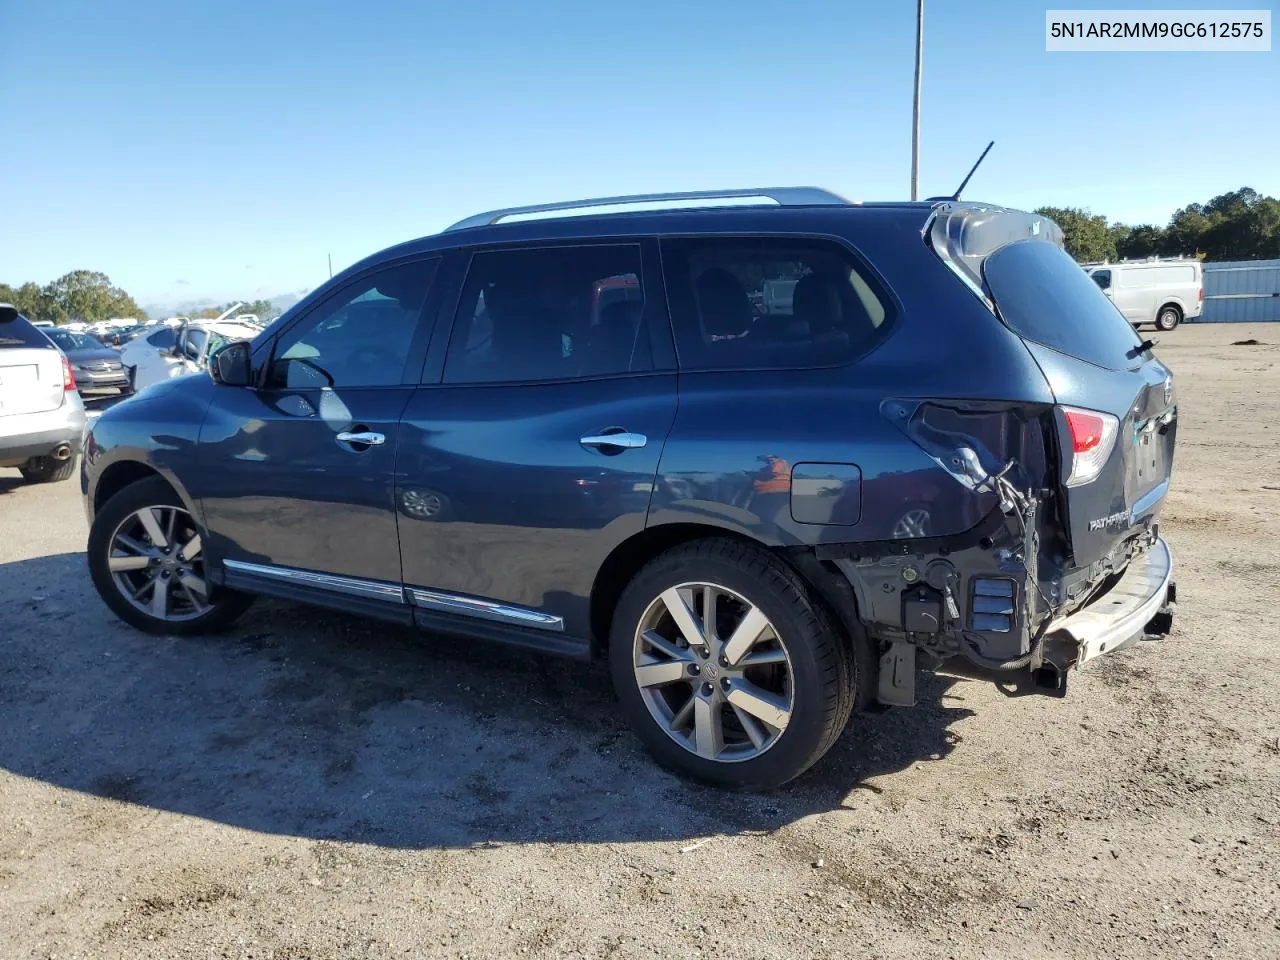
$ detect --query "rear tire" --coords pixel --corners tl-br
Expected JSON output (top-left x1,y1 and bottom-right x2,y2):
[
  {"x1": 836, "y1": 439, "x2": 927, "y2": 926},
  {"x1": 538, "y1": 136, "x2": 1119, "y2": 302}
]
[
  {"x1": 609, "y1": 538, "x2": 857, "y2": 790},
  {"x1": 88, "y1": 476, "x2": 253, "y2": 635},
  {"x1": 20, "y1": 455, "x2": 77, "y2": 483},
  {"x1": 1155, "y1": 305, "x2": 1182, "y2": 331}
]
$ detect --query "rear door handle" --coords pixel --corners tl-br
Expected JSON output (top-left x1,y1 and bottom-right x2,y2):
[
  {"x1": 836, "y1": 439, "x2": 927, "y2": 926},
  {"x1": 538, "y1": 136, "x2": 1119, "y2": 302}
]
[
  {"x1": 336, "y1": 430, "x2": 386, "y2": 447},
  {"x1": 580, "y1": 431, "x2": 647, "y2": 450}
]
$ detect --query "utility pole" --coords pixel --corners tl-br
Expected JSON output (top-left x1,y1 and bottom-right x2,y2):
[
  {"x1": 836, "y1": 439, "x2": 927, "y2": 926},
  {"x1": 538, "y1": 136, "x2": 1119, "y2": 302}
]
[{"x1": 910, "y1": 0, "x2": 924, "y2": 200}]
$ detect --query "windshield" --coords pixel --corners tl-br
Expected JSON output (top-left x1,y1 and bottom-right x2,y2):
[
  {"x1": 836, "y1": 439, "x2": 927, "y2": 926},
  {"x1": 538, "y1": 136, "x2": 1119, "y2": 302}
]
[{"x1": 47, "y1": 330, "x2": 102, "y2": 351}]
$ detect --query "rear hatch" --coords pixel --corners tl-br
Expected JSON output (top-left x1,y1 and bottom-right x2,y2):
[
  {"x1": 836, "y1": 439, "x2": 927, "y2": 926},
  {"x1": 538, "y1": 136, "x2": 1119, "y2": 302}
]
[
  {"x1": 0, "y1": 309, "x2": 67, "y2": 417},
  {"x1": 930, "y1": 205, "x2": 1176, "y2": 570}
]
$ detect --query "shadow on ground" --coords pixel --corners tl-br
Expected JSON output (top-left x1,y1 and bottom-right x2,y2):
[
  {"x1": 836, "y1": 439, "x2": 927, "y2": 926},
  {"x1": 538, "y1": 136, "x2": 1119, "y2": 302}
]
[{"x1": 0, "y1": 552, "x2": 975, "y2": 849}]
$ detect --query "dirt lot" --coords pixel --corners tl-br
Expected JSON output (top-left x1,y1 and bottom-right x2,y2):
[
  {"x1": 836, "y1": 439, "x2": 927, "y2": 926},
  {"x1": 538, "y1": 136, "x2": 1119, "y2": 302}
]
[{"x1": 1, "y1": 322, "x2": 1278, "y2": 960}]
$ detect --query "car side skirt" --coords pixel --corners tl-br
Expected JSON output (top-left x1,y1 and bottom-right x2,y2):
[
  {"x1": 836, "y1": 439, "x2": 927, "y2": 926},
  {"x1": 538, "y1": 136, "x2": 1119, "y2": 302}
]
[{"x1": 219, "y1": 559, "x2": 589, "y2": 658}]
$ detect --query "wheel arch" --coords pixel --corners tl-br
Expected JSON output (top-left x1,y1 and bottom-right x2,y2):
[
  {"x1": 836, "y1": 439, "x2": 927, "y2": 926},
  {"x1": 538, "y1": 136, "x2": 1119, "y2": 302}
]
[
  {"x1": 589, "y1": 522, "x2": 874, "y2": 696},
  {"x1": 1156, "y1": 299, "x2": 1185, "y2": 321},
  {"x1": 92, "y1": 459, "x2": 199, "y2": 523},
  {"x1": 590, "y1": 523, "x2": 757, "y2": 650}
]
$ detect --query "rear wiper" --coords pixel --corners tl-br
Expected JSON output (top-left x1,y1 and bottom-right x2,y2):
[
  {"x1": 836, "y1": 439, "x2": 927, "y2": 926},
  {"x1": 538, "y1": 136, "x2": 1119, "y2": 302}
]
[{"x1": 1127, "y1": 337, "x2": 1159, "y2": 359}]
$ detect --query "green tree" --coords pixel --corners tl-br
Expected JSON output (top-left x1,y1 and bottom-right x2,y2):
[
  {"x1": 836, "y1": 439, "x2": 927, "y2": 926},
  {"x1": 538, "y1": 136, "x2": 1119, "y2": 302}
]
[
  {"x1": 1116, "y1": 224, "x2": 1165, "y2": 260},
  {"x1": 1034, "y1": 206, "x2": 1117, "y2": 262},
  {"x1": 1164, "y1": 202, "x2": 1214, "y2": 257},
  {"x1": 40, "y1": 270, "x2": 148, "y2": 324},
  {"x1": 0, "y1": 281, "x2": 63, "y2": 323},
  {"x1": 1196, "y1": 188, "x2": 1280, "y2": 260},
  {"x1": 1037, "y1": 187, "x2": 1279, "y2": 262},
  {"x1": 240, "y1": 299, "x2": 278, "y2": 320}
]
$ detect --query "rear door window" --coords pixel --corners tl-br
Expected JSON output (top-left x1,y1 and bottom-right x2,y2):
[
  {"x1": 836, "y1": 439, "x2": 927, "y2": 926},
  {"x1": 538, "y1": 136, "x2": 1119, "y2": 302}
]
[
  {"x1": 444, "y1": 244, "x2": 652, "y2": 384},
  {"x1": 660, "y1": 236, "x2": 892, "y2": 371},
  {"x1": 984, "y1": 241, "x2": 1143, "y2": 370}
]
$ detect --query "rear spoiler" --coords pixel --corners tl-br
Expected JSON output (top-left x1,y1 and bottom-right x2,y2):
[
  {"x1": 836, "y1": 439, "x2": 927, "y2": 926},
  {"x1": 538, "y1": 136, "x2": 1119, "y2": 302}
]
[{"x1": 926, "y1": 203, "x2": 1065, "y2": 297}]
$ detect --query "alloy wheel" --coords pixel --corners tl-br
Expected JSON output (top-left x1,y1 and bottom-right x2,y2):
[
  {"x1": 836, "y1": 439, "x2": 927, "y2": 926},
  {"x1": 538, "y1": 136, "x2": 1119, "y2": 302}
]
[
  {"x1": 107, "y1": 504, "x2": 212, "y2": 621},
  {"x1": 632, "y1": 581, "x2": 794, "y2": 763}
]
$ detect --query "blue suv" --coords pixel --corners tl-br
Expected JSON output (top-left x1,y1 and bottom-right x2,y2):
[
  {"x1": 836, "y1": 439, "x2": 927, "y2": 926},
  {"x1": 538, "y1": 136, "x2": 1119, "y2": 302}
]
[{"x1": 83, "y1": 188, "x2": 1177, "y2": 789}]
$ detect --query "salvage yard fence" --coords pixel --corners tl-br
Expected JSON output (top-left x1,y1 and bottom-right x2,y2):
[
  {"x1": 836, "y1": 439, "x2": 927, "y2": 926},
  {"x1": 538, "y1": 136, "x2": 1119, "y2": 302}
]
[{"x1": 1198, "y1": 259, "x2": 1280, "y2": 322}]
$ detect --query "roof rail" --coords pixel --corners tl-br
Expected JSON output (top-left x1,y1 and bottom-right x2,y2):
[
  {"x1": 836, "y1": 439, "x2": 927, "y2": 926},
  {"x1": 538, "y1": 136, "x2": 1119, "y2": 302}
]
[{"x1": 443, "y1": 187, "x2": 852, "y2": 232}]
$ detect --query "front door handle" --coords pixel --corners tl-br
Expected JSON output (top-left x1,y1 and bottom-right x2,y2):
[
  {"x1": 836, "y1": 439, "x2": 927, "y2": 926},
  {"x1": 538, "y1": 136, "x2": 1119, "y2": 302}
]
[
  {"x1": 580, "y1": 431, "x2": 647, "y2": 451},
  {"x1": 336, "y1": 430, "x2": 386, "y2": 447}
]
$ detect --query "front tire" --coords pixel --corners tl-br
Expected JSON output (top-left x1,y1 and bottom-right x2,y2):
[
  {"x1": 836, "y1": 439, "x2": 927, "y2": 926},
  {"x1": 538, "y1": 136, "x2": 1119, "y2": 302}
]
[
  {"x1": 20, "y1": 455, "x2": 77, "y2": 483},
  {"x1": 1155, "y1": 305, "x2": 1182, "y2": 331},
  {"x1": 609, "y1": 538, "x2": 857, "y2": 790},
  {"x1": 88, "y1": 476, "x2": 253, "y2": 635}
]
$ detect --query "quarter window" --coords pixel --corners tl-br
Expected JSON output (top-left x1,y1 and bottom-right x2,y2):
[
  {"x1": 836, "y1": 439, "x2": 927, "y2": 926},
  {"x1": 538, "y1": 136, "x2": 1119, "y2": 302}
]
[
  {"x1": 268, "y1": 259, "x2": 438, "y2": 389},
  {"x1": 444, "y1": 245, "x2": 650, "y2": 384},
  {"x1": 660, "y1": 237, "x2": 891, "y2": 371}
]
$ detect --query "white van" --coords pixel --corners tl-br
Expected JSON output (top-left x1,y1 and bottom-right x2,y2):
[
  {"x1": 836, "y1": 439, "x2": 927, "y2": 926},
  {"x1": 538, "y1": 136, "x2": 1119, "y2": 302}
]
[{"x1": 1084, "y1": 257, "x2": 1203, "y2": 331}]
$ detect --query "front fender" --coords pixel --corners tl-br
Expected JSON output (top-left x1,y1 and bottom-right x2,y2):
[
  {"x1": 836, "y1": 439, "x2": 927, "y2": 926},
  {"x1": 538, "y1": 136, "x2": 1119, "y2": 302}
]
[{"x1": 82, "y1": 377, "x2": 216, "y2": 527}]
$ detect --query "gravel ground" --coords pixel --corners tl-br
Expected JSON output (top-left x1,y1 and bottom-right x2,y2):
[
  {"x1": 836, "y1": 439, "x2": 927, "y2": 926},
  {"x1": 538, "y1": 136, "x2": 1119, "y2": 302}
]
[{"x1": 1, "y1": 322, "x2": 1278, "y2": 960}]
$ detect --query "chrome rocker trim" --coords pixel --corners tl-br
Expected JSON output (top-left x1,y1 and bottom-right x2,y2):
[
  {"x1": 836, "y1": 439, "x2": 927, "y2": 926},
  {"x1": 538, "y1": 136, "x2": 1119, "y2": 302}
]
[
  {"x1": 407, "y1": 588, "x2": 565, "y2": 632},
  {"x1": 222, "y1": 559, "x2": 405, "y2": 602},
  {"x1": 220, "y1": 559, "x2": 564, "y2": 632}
]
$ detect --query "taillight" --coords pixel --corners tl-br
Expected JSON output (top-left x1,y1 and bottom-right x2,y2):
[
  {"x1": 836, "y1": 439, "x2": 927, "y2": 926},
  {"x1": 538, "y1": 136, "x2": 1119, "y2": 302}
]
[
  {"x1": 1062, "y1": 406, "x2": 1118, "y2": 486},
  {"x1": 1198, "y1": 286, "x2": 1204, "y2": 301},
  {"x1": 62, "y1": 354, "x2": 76, "y2": 391}
]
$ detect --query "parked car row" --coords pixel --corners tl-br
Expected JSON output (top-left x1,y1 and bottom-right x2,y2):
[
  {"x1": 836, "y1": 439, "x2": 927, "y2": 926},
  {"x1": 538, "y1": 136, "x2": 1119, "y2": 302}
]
[
  {"x1": 118, "y1": 318, "x2": 263, "y2": 392},
  {"x1": 1, "y1": 304, "x2": 267, "y2": 486}
]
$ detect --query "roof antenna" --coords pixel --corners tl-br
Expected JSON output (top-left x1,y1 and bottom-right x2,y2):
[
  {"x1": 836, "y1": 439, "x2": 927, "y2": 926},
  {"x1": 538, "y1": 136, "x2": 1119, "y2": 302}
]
[{"x1": 948, "y1": 140, "x2": 994, "y2": 201}]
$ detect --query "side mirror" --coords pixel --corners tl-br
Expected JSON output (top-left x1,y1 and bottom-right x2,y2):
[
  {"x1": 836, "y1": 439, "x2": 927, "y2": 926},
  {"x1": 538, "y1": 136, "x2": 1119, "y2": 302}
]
[{"x1": 210, "y1": 341, "x2": 252, "y2": 387}]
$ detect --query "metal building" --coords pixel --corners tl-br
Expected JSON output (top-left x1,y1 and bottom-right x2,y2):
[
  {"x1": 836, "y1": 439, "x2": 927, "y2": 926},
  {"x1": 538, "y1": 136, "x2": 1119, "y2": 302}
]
[{"x1": 1199, "y1": 259, "x2": 1280, "y2": 322}]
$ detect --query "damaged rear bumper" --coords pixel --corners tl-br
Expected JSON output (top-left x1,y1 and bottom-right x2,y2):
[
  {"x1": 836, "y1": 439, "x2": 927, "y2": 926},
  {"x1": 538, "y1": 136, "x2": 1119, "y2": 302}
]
[
  {"x1": 825, "y1": 525, "x2": 1176, "y2": 704},
  {"x1": 1045, "y1": 536, "x2": 1173, "y2": 666}
]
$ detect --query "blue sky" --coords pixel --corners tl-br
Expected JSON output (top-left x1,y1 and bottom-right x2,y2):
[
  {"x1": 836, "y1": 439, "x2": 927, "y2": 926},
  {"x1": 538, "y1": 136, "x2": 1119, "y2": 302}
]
[{"x1": 1, "y1": 0, "x2": 1276, "y2": 309}]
